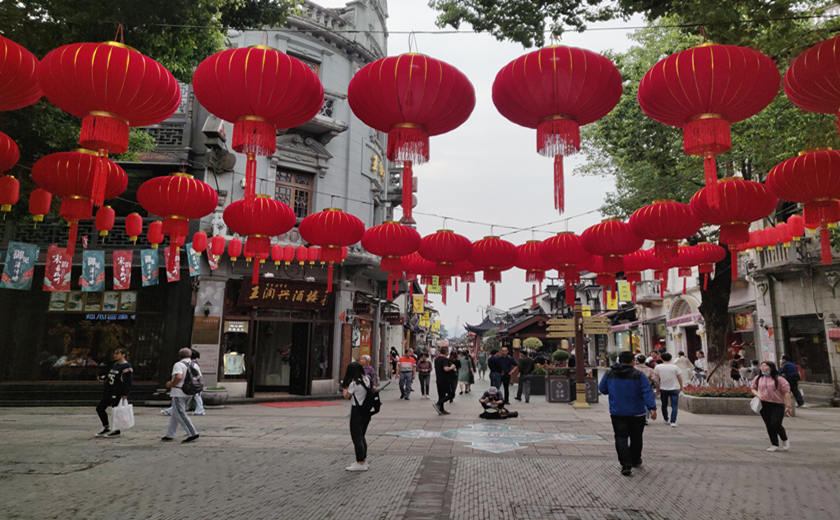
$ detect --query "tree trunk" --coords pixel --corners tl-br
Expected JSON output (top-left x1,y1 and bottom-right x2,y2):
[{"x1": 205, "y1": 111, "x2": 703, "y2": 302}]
[{"x1": 698, "y1": 246, "x2": 733, "y2": 387}]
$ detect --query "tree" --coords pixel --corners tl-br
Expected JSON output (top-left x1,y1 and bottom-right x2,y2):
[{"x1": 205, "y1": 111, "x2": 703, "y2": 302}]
[{"x1": 522, "y1": 337, "x2": 543, "y2": 350}]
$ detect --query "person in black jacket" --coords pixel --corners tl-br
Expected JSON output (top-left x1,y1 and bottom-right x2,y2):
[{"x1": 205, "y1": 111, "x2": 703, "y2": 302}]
[
  {"x1": 95, "y1": 347, "x2": 133, "y2": 438},
  {"x1": 433, "y1": 347, "x2": 456, "y2": 415}
]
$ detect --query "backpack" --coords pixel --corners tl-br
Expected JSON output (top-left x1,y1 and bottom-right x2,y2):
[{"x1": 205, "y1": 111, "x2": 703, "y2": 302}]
[
  {"x1": 181, "y1": 361, "x2": 204, "y2": 395},
  {"x1": 353, "y1": 377, "x2": 381, "y2": 416}
]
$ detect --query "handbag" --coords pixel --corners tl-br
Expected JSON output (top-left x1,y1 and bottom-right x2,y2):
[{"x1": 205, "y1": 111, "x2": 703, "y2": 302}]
[
  {"x1": 749, "y1": 396, "x2": 762, "y2": 414},
  {"x1": 110, "y1": 397, "x2": 135, "y2": 430}
]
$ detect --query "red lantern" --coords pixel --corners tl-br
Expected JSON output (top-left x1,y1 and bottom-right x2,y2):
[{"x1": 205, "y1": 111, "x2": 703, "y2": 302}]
[
  {"x1": 0, "y1": 131, "x2": 21, "y2": 217},
  {"x1": 95, "y1": 205, "x2": 115, "y2": 237},
  {"x1": 31, "y1": 149, "x2": 127, "y2": 256},
  {"x1": 694, "y1": 242, "x2": 726, "y2": 290},
  {"x1": 766, "y1": 150, "x2": 840, "y2": 264},
  {"x1": 0, "y1": 131, "x2": 20, "y2": 171},
  {"x1": 774, "y1": 223, "x2": 793, "y2": 247},
  {"x1": 362, "y1": 221, "x2": 421, "y2": 299},
  {"x1": 296, "y1": 245, "x2": 309, "y2": 266},
  {"x1": 419, "y1": 229, "x2": 472, "y2": 269},
  {"x1": 581, "y1": 219, "x2": 643, "y2": 273},
  {"x1": 147, "y1": 221, "x2": 164, "y2": 249},
  {"x1": 29, "y1": 188, "x2": 52, "y2": 226},
  {"x1": 470, "y1": 236, "x2": 517, "y2": 306},
  {"x1": 589, "y1": 255, "x2": 619, "y2": 303},
  {"x1": 125, "y1": 212, "x2": 143, "y2": 244},
  {"x1": 788, "y1": 214, "x2": 806, "y2": 241},
  {"x1": 623, "y1": 249, "x2": 655, "y2": 302},
  {"x1": 638, "y1": 44, "x2": 779, "y2": 206},
  {"x1": 228, "y1": 238, "x2": 243, "y2": 262},
  {"x1": 540, "y1": 232, "x2": 590, "y2": 306},
  {"x1": 784, "y1": 35, "x2": 840, "y2": 133},
  {"x1": 493, "y1": 46, "x2": 622, "y2": 213},
  {"x1": 0, "y1": 35, "x2": 42, "y2": 111},
  {"x1": 629, "y1": 200, "x2": 701, "y2": 260},
  {"x1": 308, "y1": 246, "x2": 321, "y2": 265},
  {"x1": 283, "y1": 244, "x2": 296, "y2": 265},
  {"x1": 193, "y1": 46, "x2": 323, "y2": 200},
  {"x1": 300, "y1": 209, "x2": 365, "y2": 291},
  {"x1": 689, "y1": 178, "x2": 777, "y2": 245},
  {"x1": 192, "y1": 232, "x2": 208, "y2": 253},
  {"x1": 137, "y1": 172, "x2": 218, "y2": 270},
  {"x1": 271, "y1": 244, "x2": 284, "y2": 266},
  {"x1": 348, "y1": 54, "x2": 475, "y2": 224},
  {"x1": 670, "y1": 246, "x2": 700, "y2": 295},
  {"x1": 224, "y1": 195, "x2": 296, "y2": 284},
  {"x1": 516, "y1": 241, "x2": 552, "y2": 306},
  {"x1": 210, "y1": 236, "x2": 226, "y2": 258}
]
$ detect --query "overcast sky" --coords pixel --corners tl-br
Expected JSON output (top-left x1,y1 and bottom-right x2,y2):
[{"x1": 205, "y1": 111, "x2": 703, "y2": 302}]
[{"x1": 320, "y1": 0, "x2": 643, "y2": 335}]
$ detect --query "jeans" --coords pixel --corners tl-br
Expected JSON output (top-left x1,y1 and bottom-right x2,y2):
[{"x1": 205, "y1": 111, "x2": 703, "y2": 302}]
[
  {"x1": 610, "y1": 415, "x2": 646, "y2": 468},
  {"x1": 162, "y1": 393, "x2": 205, "y2": 414},
  {"x1": 789, "y1": 380, "x2": 805, "y2": 406},
  {"x1": 349, "y1": 406, "x2": 371, "y2": 462},
  {"x1": 419, "y1": 373, "x2": 430, "y2": 395},
  {"x1": 435, "y1": 380, "x2": 450, "y2": 410},
  {"x1": 759, "y1": 401, "x2": 788, "y2": 446},
  {"x1": 501, "y1": 375, "x2": 511, "y2": 404},
  {"x1": 490, "y1": 372, "x2": 502, "y2": 392},
  {"x1": 96, "y1": 393, "x2": 120, "y2": 428},
  {"x1": 516, "y1": 378, "x2": 531, "y2": 402},
  {"x1": 399, "y1": 371, "x2": 413, "y2": 398},
  {"x1": 660, "y1": 389, "x2": 680, "y2": 423},
  {"x1": 166, "y1": 396, "x2": 197, "y2": 438}
]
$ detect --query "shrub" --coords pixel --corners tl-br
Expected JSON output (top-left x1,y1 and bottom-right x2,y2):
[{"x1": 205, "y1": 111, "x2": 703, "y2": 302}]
[
  {"x1": 522, "y1": 337, "x2": 543, "y2": 350},
  {"x1": 532, "y1": 365, "x2": 546, "y2": 376},
  {"x1": 682, "y1": 385, "x2": 752, "y2": 398},
  {"x1": 552, "y1": 349, "x2": 570, "y2": 362}
]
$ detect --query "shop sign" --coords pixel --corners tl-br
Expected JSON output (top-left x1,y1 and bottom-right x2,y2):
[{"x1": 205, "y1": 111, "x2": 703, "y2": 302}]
[
  {"x1": 733, "y1": 312, "x2": 754, "y2": 332},
  {"x1": 606, "y1": 290, "x2": 619, "y2": 310},
  {"x1": 43, "y1": 245, "x2": 72, "y2": 292},
  {"x1": 238, "y1": 279, "x2": 332, "y2": 309},
  {"x1": 666, "y1": 312, "x2": 703, "y2": 327},
  {"x1": 432, "y1": 319, "x2": 440, "y2": 332},
  {"x1": 1, "y1": 241, "x2": 39, "y2": 290},
  {"x1": 617, "y1": 281, "x2": 632, "y2": 302},
  {"x1": 84, "y1": 313, "x2": 134, "y2": 321},
  {"x1": 427, "y1": 275, "x2": 441, "y2": 294},
  {"x1": 412, "y1": 294, "x2": 425, "y2": 313},
  {"x1": 224, "y1": 320, "x2": 249, "y2": 333},
  {"x1": 79, "y1": 250, "x2": 105, "y2": 292}
]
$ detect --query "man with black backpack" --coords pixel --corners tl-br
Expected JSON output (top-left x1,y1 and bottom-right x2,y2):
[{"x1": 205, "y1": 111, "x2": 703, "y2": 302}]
[{"x1": 162, "y1": 347, "x2": 200, "y2": 443}]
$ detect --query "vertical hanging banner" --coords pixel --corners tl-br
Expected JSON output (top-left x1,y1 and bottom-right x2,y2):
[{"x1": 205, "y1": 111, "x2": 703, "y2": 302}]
[
  {"x1": 43, "y1": 245, "x2": 72, "y2": 292},
  {"x1": 141, "y1": 249, "x2": 159, "y2": 287},
  {"x1": 163, "y1": 247, "x2": 180, "y2": 282},
  {"x1": 617, "y1": 281, "x2": 632, "y2": 302},
  {"x1": 186, "y1": 242, "x2": 202, "y2": 277},
  {"x1": 112, "y1": 250, "x2": 133, "y2": 290},
  {"x1": 606, "y1": 289, "x2": 619, "y2": 310},
  {"x1": 80, "y1": 250, "x2": 105, "y2": 292},
  {"x1": 205, "y1": 244, "x2": 218, "y2": 271},
  {"x1": 1, "y1": 241, "x2": 39, "y2": 290},
  {"x1": 412, "y1": 294, "x2": 425, "y2": 313}
]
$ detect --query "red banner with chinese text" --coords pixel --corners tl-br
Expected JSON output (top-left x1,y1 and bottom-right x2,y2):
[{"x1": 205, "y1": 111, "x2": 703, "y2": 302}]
[
  {"x1": 113, "y1": 250, "x2": 133, "y2": 290},
  {"x1": 43, "y1": 245, "x2": 71, "y2": 292}
]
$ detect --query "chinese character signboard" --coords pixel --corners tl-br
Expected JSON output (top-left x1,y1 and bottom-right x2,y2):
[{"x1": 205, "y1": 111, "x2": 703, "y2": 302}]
[
  {"x1": 112, "y1": 250, "x2": 133, "y2": 290},
  {"x1": 141, "y1": 249, "x2": 159, "y2": 287},
  {"x1": 163, "y1": 248, "x2": 180, "y2": 282},
  {"x1": 606, "y1": 290, "x2": 618, "y2": 310},
  {"x1": 427, "y1": 275, "x2": 441, "y2": 294},
  {"x1": 186, "y1": 242, "x2": 202, "y2": 277},
  {"x1": 79, "y1": 250, "x2": 105, "y2": 291},
  {"x1": 237, "y1": 279, "x2": 333, "y2": 310},
  {"x1": 1, "y1": 241, "x2": 39, "y2": 290},
  {"x1": 617, "y1": 281, "x2": 632, "y2": 302},
  {"x1": 43, "y1": 245, "x2": 71, "y2": 292},
  {"x1": 412, "y1": 294, "x2": 425, "y2": 313}
]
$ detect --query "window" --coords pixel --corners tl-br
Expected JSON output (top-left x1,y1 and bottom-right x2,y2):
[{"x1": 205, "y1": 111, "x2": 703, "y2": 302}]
[
  {"x1": 292, "y1": 55, "x2": 321, "y2": 76},
  {"x1": 276, "y1": 169, "x2": 314, "y2": 219}
]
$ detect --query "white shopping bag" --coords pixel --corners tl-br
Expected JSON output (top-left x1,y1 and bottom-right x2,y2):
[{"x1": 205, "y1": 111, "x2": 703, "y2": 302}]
[
  {"x1": 110, "y1": 398, "x2": 135, "y2": 430},
  {"x1": 749, "y1": 396, "x2": 762, "y2": 414}
]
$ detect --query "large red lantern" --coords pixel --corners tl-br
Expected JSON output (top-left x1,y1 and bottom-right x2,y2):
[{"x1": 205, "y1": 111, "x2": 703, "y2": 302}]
[
  {"x1": 540, "y1": 232, "x2": 590, "y2": 306},
  {"x1": 690, "y1": 177, "x2": 777, "y2": 246},
  {"x1": 629, "y1": 200, "x2": 701, "y2": 260},
  {"x1": 493, "y1": 46, "x2": 622, "y2": 213},
  {"x1": 581, "y1": 219, "x2": 643, "y2": 273},
  {"x1": 137, "y1": 172, "x2": 218, "y2": 269},
  {"x1": 224, "y1": 195, "x2": 296, "y2": 284},
  {"x1": 638, "y1": 44, "x2": 779, "y2": 206},
  {"x1": 516, "y1": 240, "x2": 552, "y2": 306},
  {"x1": 348, "y1": 54, "x2": 475, "y2": 224},
  {"x1": 29, "y1": 188, "x2": 52, "y2": 226},
  {"x1": 0, "y1": 131, "x2": 21, "y2": 217},
  {"x1": 300, "y1": 209, "x2": 365, "y2": 291},
  {"x1": 784, "y1": 35, "x2": 840, "y2": 133},
  {"x1": 470, "y1": 236, "x2": 517, "y2": 306},
  {"x1": 419, "y1": 229, "x2": 472, "y2": 269},
  {"x1": 193, "y1": 46, "x2": 323, "y2": 200},
  {"x1": 362, "y1": 221, "x2": 421, "y2": 299},
  {"x1": 31, "y1": 149, "x2": 127, "y2": 256},
  {"x1": 0, "y1": 35, "x2": 42, "y2": 111},
  {"x1": 766, "y1": 150, "x2": 840, "y2": 264}
]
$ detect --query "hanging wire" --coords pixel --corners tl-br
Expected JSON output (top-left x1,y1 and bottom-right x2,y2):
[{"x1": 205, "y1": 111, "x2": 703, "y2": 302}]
[{"x1": 407, "y1": 31, "x2": 419, "y2": 53}]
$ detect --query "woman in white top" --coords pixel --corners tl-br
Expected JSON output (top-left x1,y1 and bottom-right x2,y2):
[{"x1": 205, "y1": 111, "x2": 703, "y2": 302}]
[{"x1": 342, "y1": 362, "x2": 371, "y2": 472}]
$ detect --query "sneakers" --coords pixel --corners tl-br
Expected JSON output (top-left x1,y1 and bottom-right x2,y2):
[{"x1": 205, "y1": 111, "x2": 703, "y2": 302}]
[
  {"x1": 182, "y1": 434, "x2": 200, "y2": 443},
  {"x1": 192, "y1": 411, "x2": 206, "y2": 416},
  {"x1": 106, "y1": 430, "x2": 121, "y2": 438},
  {"x1": 766, "y1": 446, "x2": 779, "y2": 452},
  {"x1": 161, "y1": 436, "x2": 174, "y2": 441},
  {"x1": 95, "y1": 428, "x2": 110, "y2": 437},
  {"x1": 160, "y1": 409, "x2": 171, "y2": 416},
  {"x1": 345, "y1": 462, "x2": 369, "y2": 472},
  {"x1": 781, "y1": 440, "x2": 790, "y2": 451},
  {"x1": 621, "y1": 466, "x2": 632, "y2": 476},
  {"x1": 670, "y1": 422, "x2": 677, "y2": 428}
]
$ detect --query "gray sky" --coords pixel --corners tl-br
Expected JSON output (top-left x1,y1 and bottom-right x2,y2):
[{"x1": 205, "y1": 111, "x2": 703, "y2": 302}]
[{"x1": 320, "y1": 0, "x2": 642, "y2": 335}]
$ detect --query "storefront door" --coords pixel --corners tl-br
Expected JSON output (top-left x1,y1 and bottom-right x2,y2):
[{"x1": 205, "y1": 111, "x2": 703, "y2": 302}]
[
  {"x1": 254, "y1": 321, "x2": 312, "y2": 393},
  {"x1": 685, "y1": 326, "x2": 701, "y2": 361},
  {"x1": 289, "y1": 323, "x2": 310, "y2": 395},
  {"x1": 783, "y1": 316, "x2": 831, "y2": 383}
]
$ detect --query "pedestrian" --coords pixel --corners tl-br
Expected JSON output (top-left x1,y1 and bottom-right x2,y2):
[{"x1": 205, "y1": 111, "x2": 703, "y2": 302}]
[
  {"x1": 496, "y1": 347, "x2": 519, "y2": 405},
  {"x1": 161, "y1": 347, "x2": 200, "y2": 443},
  {"x1": 635, "y1": 355, "x2": 656, "y2": 424},
  {"x1": 433, "y1": 346, "x2": 456, "y2": 415},
  {"x1": 780, "y1": 355, "x2": 804, "y2": 407},
  {"x1": 465, "y1": 350, "x2": 476, "y2": 392},
  {"x1": 751, "y1": 361, "x2": 793, "y2": 452},
  {"x1": 95, "y1": 347, "x2": 133, "y2": 438},
  {"x1": 477, "y1": 349, "x2": 488, "y2": 380},
  {"x1": 160, "y1": 348, "x2": 206, "y2": 416},
  {"x1": 342, "y1": 362, "x2": 372, "y2": 471},
  {"x1": 398, "y1": 349, "x2": 416, "y2": 399},
  {"x1": 417, "y1": 353, "x2": 432, "y2": 398},
  {"x1": 488, "y1": 349, "x2": 501, "y2": 391},
  {"x1": 653, "y1": 352, "x2": 683, "y2": 427},
  {"x1": 458, "y1": 350, "x2": 472, "y2": 394},
  {"x1": 731, "y1": 354, "x2": 744, "y2": 384},
  {"x1": 360, "y1": 354, "x2": 378, "y2": 389},
  {"x1": 693, "y1": 351, "x2": 708, "y2": 385},
  {"x1": 478, "y1": 386, "x2": 519, "y2": 419},
  {"x1": 448, "y1": 349, "x2": 461, "y2": 402},
  {"x1": 598, "y1": 351, "x2": 657, "y2": 477},
  {"x1": 674, "y1": 351, "x2": 694, "y2": 385},
  {"x1": 515, "y1": 351, "x2": 535, "y2": 403},
  {"x1": 389, "y1": 347, "x2": 399, "y2": 379}
]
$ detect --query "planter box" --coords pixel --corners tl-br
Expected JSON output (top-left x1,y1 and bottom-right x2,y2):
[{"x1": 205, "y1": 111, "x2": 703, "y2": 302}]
[
  {"x1": 546, "y1": 376, "x2": 571, "y2": 402},
  {"x1": 521, "y1": 375, "x2": 546, "y2": 396},
  {"x1": 679, "y1": 393, "x2": 753, "y2": 415},
  {"x1": 202, "y1": 389, "x2": 229, "y2": 407}
]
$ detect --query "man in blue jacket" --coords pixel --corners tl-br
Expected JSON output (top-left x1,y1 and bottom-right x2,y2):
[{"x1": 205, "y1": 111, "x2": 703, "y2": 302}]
[{"x1": 599, "y1": 351, "x2": 657, "y2": 476}]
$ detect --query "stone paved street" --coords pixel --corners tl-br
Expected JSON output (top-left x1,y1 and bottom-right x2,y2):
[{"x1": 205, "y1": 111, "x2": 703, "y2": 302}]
[{"x1": 1, "y1": 378, "x2": 839, "y2": 520}]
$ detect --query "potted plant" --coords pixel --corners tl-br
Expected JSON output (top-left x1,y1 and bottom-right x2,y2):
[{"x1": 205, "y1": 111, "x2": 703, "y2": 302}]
[
  {"x1": 523, "y1": 365, "x2": 547, "y2": 396},
  {"x1": 551, "y1": 349, "x2": 570, "y2": 366},
  {"x1": 202, "y1": 386, "x2": 228, "y2": 406}
]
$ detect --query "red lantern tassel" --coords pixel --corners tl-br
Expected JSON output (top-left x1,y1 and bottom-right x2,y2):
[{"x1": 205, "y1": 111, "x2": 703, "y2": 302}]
[
  {"x1": 703, "y1": 273, "x2": 709, "y2": 291},
  {"x1": 66, "y1": 221, "x2": 78, "y2": 258},
  {"x1": 820, "y1": 225, "x2": 832, "y2": 264},
  {"x1": 554, "y1": 155, "x2": 564, "y2": 214},
  {"x1": 401, "y1": 161, "x2": 414, "y2": 225},
  {"x1": 704, "y1": 155, "x2": 719, "y2": 208},
  {"x1": 602, "y1": 286, "x2": 607, "y2": 306},
  {"x1": 683, "y1": 277, "x2": 687, "y2": 295},
  {"x1": 532, "y1": 284, "x2": 536, "y2": 307},
  {"x1": 466, "y1": 283, "x2": 470, "y2": 303},
  {"x1": 660, "y1": 279, "x2": 665, "y2": 298},
  {"x1": 326, "y1": 262, "x2": 334, "y2": 293},
  {"x1": 90, "y1": 154, "x2": 108, "y2": 208},
  {"x1": 455, "y1": 278, "x2": 458, "y2": 292},
  {"x1": 442, "y1": 285, "x2": 447, "y2": 305},
  {"x1": 490, "y1": 283, "x2": 496, "y2": 306},
  {"x1": 386, "y1": 273, "x2": 393, "y2": 300},
  {"x1": 167, "y1": 244, "x2": 178, "y2": 272},
  {"x1": 245, "y1": 153, "x2": 257, "y2": 200},
  {"x1": 251, "y1": 260, "x2": 260, "y2": 285},
  {"x1": 566, "y1": 284, "x2": 576, "y2": 306},
  {"x1": 80, "y1": 113, "x2": 129, "y2": 155},
  {"x1": 631, "y1": 283, "x2": 637, "y2": 302},
  {"x1": 731, "y1": 249, "x2": 739, "y2": 281}
]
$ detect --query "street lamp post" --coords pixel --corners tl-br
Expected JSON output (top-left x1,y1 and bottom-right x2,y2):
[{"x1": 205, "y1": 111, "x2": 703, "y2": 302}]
[{"x1": 572, "y1": 301, "x2": 590, "y2": 409}]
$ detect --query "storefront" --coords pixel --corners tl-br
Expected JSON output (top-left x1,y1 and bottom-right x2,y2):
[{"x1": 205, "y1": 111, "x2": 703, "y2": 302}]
[
  {"x1": 217, "y1": 278, "x2": 334, "y2": 397},
  {"x1": 728, "y1": 310, "x2": 757, "y2": 362},
  {"x1": 782, "y1": 315, "x2": 832, "y2": 383}
]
